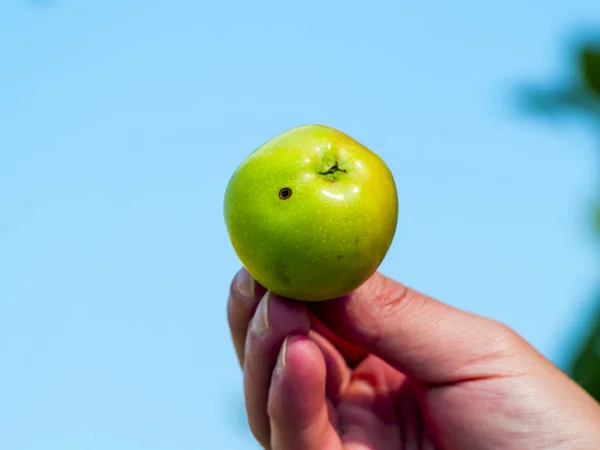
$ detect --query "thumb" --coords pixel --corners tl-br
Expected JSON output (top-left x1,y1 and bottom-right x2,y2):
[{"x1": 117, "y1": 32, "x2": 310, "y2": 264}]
[{"x1": 310, "y1": 272, "x2": 540, "y2": 384}]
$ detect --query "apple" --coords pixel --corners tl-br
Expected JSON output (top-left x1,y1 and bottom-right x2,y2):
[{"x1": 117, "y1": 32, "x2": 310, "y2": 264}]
[{"x1": 224, "y1": 124, "x2": 398, "y2": 302}]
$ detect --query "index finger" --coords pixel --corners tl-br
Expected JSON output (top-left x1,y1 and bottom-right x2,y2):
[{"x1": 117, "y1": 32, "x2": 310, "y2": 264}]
[{"x1": 227, "y1": 267, "x2": 267, "y2": 366}]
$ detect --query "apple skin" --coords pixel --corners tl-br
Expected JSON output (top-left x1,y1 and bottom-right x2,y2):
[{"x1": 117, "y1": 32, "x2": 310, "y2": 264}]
[{"x1": 224, "y1": 124, "x2": 398, "y2": 302}]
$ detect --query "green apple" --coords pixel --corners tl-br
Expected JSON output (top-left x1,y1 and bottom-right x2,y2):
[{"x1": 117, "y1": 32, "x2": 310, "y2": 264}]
[{"x1": 224, "y1": 124, "x2": 398, "y2": 301}]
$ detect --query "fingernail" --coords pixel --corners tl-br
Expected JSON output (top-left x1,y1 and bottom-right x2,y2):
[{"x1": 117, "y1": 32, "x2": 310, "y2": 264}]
[
  {"x1": 275, "y1": 336, "x2": 290, "y2": 373},
  {"x1": 235, "y1": 268, "x2": 254, "y2": 299},
  {"x1": 251, "y1": 292, "x2": 270, "y2": 335}
]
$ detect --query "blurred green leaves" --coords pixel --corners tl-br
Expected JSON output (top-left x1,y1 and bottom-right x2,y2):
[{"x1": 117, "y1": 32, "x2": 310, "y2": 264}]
[
  {"x1": 582, "y1": 45, "x2": 600, "y2": 98},
  {"x1": 517, "y1": 40, "x2": 600, "y2": 121},
  {"x1": 571, "y1": 297, "x2": 600, "y2": 401},
  {"x1": 519, "y1": 37, "x2": 600, "y2": 402}
]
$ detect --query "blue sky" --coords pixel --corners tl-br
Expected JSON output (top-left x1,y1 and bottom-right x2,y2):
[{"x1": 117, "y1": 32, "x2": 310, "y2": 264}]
[{"x1": 1, "y1": 1, "x2": 600, "y2": 449}]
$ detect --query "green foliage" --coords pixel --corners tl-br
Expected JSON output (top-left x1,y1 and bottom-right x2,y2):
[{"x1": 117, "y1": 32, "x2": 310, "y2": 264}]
[
  {"x1": 519, "y1": 38, "x2": 600, "y2": 403},
  {"x1": 581, "y1": 45, "x2": 600, "y2": 98},
  {"x1": 571, "y1": 43, "x2": 600, "y2": 403},
  {"x1": 571, "y1": 302, "x2": 600, "y2": 401}
]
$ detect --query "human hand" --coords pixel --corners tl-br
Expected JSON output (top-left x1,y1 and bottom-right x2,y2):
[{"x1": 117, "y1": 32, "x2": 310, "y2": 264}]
[{"x1": 227, "y1": 268, "x2": 600, "y2": 449}]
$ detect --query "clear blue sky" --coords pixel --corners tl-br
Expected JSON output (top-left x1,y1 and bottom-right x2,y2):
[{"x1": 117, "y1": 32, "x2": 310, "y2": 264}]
[{"x1": 1, "y1": 1, "x2": 600, "y2": 449}]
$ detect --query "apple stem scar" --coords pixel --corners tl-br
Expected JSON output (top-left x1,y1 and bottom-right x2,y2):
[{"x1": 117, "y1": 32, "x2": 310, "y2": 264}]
[{"x1": 319, "y1": 161, "x2": 347, "y2": 181}]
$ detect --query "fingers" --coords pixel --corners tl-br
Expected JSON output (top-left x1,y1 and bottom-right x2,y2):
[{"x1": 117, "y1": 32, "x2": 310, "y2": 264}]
[
  {"x1": 268, "y1": 335, "x2": 342, "y2": 450},
  {"x1": 243, "y1": 291, "x2": 311, "y2": 448},
  {"x1": 227, "y1": 268, "x2": 267, "y2": 366},
  {"x1": 228, "y1": 268, "x2": 351, "y2": 447},
  {"x1": 311, "y1": 272, "x2": 539, "y2": 384}
]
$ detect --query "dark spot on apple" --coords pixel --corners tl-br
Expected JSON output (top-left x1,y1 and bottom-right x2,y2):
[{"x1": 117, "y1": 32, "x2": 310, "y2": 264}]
[
  {"x1": 274, "y1": 260, "x2": 291, "y2": 285},
  {"x1": 279, "y1": 187, "x2": 292, "y2": 200}
]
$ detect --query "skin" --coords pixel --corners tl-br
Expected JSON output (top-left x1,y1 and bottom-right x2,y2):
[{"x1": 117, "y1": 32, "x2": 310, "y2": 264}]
[
  {"x1": 227, "y1": 268, "x2": 600, "y2": 450},
  {"x1": 223, "y1": 125, "x2": 398, "y2": 301}
]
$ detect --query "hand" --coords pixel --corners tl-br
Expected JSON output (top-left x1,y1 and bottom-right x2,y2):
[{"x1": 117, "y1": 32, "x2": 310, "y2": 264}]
[{"x1": 227, "y1": 268, "x2": 600, "y2": 449}]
